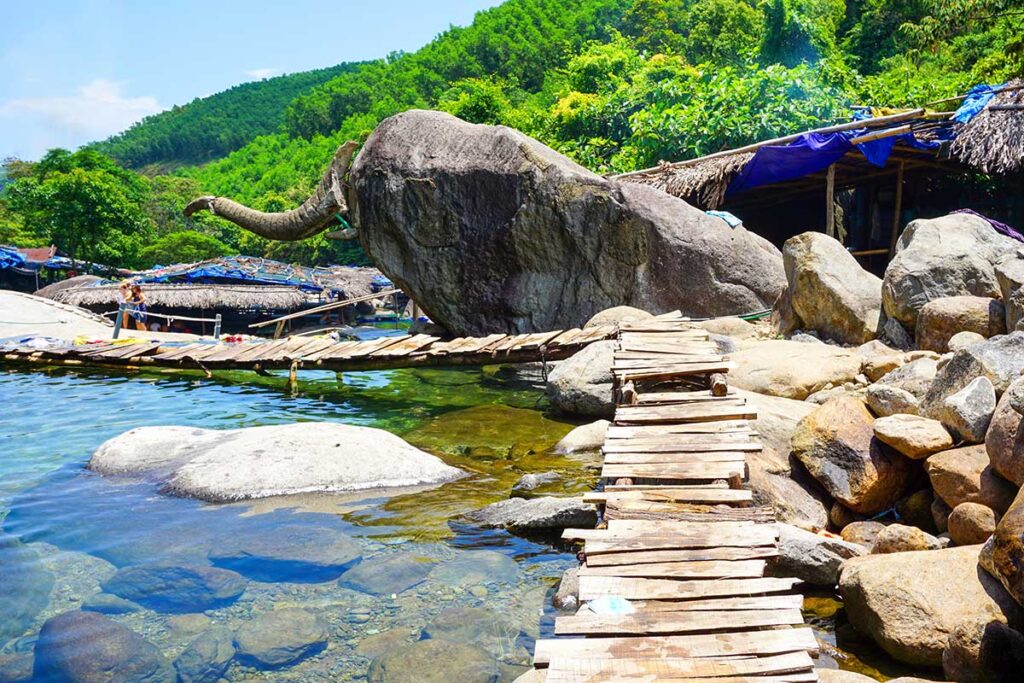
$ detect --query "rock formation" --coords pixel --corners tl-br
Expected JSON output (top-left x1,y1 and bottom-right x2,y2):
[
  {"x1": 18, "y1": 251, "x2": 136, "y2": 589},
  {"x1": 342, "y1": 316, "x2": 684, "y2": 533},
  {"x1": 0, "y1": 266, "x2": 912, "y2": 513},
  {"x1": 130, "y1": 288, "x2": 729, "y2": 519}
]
[{"x1": 187, "y1": 110, "x2": 786, "y2": 335}]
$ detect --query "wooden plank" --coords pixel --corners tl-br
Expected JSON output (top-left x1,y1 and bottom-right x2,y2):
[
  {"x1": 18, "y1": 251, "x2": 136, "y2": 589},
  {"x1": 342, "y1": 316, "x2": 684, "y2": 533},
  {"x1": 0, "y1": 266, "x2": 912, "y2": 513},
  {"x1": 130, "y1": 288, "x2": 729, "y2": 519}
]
[
  {"x1": 578, "y1": 533, "x2": 778, "y2": 555},
  {"x1": 532, "y1": 627, "x2": 820, "y2": 664},
  {"x1": 616, "y1": 362, "x2": 737, "y2": 383},
  {"x1": 578, "y1": 575, "x2": 801, "y2": 601},
  {"x1": 579, "y1": 559, "x2": 767, "y2": 579},
  {"x1": 151, "y1": 343, "x2": 206, "y2": 361},
  {"x1": 614, "y1": 403, "x2": 756, "y2": 425},
  {"x1": 369, "y1": 334, "x2": 440, "y2": 358},
  {"x1": 443, "y1": 333, "x2": 506, "y2": 355},
  {"x1": 554, "y1": 607, "x2": 804, "y2": 635},
  {"x1": 603, "y1": 430, "x2": 757, "y2": 445},
  {"x1": 604, "y1": 442, "x2": 761, "y2": 455},
  {"x1": 603, "y1": 504, "x2": 773, "y2": 524},
  {"x1": 613, "y1": 356, "x2": 726, "y2": 369},
  {"x1": 545, "y1": 675, "x2": 817, "y2": 683},
  {"x1": 605, "y1": 519, "x2": 765, "y2": 534},
  {"x1": 544, "y1": 652, "x2": 815, "y2": 682},
  {"x1": 231, "y1": 340, "x2": 287, "y2": 362},
  {"x1": 583, "y1": 488, "x2": 753, "y2": 505},
  {"x1": 583, "y1": 546, "x2": 777, "y2": 566},
  {"x1": 343, "y1": 335, "x2": 411, "y2": 359},
  {"x1": 606, "y1": 421, "x2": 754, "y2": 438},
  {"x1": 309, "y1": 340, "x2": 364, "y2": 361},
  {"x1": 629, "y1": 594, "x2": 805, "y2": 612},
  {"x1": 603, "y1": 452, "x2": 751, "y2": 466},
  {"x1": 600, "y1": 461, "x2": 745, "y2": 480}
]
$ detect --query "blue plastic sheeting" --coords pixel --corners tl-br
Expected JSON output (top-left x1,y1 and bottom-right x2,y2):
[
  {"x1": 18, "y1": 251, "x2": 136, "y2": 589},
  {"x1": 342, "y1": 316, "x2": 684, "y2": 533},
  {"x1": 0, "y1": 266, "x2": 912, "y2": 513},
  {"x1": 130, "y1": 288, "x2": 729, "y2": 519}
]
[
  {"x1": 953, "y1": 83, "x2": 1005, "y2": 124},
  {"x1": 728, "y1": 132, "x2": 851, "y2": 195},
  {"x1": 705, "y1": 210, "x2": 743, "y2": 228},
  {"x1": 137, "y1": 256, "x2": 325, "y2": 292},
  {"x1": 0, "y1": 247, "x2": 27, "y2": 270}
]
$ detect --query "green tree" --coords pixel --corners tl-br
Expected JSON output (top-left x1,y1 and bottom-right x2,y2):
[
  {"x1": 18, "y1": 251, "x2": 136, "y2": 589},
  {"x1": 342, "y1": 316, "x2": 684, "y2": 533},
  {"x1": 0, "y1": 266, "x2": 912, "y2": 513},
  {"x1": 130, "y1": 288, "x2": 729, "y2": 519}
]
[{"x1": 138, "y1": 231, "x2": 235, "y2": 267}]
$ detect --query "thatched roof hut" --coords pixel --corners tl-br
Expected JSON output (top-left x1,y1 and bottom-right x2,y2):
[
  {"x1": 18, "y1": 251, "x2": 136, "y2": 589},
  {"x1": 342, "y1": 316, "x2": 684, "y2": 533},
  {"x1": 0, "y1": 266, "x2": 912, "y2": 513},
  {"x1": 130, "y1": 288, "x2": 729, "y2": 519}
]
[
  {"x1": 34, "y1": 274, "x2": 103, "y2": 299},
  {"x1": 621, "y1": 153, "x2": 754, "y2": 209},
  {"x1": 952, "y1": 78, "x2": 1024, "y2": 174},
  {"x1": 53, "y1": 284, "x2": 309, "y2": 312}
]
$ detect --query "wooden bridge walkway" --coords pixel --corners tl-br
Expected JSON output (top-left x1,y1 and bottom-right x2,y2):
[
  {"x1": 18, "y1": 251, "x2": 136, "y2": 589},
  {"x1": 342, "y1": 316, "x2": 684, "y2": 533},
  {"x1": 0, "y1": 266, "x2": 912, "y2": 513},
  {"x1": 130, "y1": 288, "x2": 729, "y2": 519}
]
[
  {"x1": 531, "y1": 316, "x2": 819, "y2": 682},
  {"x1": 0, "y1": 325, "x2": 616, "y2": 374}
]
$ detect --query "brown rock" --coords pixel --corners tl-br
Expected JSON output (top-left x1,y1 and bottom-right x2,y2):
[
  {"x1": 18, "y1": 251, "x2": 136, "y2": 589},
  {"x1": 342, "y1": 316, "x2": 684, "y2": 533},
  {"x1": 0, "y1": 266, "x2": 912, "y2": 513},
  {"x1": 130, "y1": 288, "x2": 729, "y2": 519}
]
[
  {"x1": 896, "y1": 489, "x2": 936, "y2": 534},
  {"x1": 828, "y1": 502, "x2": 858, "y2": 530},
  {"x1": 792, "y1": 397, "x2": 915, "y2": 515},
  {"x1": 926, "y1": 444, "x2": 1017, "y2": 514},
  {"x1": 980, "y1": 487, "x2": 1024, "y2": 606},
  {"x1": 915, "y1": 296, "x2": 1005, "y2": 352},
  {"x1": 943, "y1": 618, "x2": 1024, "y2": 683},
  {"x1": 871, "y1": 523, "x2": 942, "y2": 554},
  {"x1": 986, "y1": 377, "x2": 1024, "y2": 486},
  {"x1": 583, "y1": 306, "x2": 652, "y2": 329},
  {"x1": 728, "y1": 340, "x2": 862, "y2": 400},
  {"x1": 841, "y1": 521, "x2": 886, "y2": 550},
  {"x1": 932, "y1": 497, "x2": 952, "y2": 533},
  {"x1": 838, "y1": 544, "x2": 1023, "y2": 666},
  {"x1": 949, "y1": 502, "x2": 997, "y2": 546},
  {"x1": 872, "y1": 414, "x2": 953, "y2": 459}
]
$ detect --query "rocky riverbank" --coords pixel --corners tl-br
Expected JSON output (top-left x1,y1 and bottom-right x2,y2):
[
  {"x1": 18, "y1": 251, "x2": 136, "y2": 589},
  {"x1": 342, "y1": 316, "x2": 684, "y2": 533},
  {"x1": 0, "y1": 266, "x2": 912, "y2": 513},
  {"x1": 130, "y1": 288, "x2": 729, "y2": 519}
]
[{"x1": 542, "y1": 212, "x2": 1024, "y2": 681}]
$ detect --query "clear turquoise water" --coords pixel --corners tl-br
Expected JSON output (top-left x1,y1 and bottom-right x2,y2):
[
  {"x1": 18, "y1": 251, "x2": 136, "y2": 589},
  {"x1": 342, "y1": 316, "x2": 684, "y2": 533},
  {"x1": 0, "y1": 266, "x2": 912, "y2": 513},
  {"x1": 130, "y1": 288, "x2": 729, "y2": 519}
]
[{"x1": 0, "y1": 345, "x2": 593, "y2": 681}]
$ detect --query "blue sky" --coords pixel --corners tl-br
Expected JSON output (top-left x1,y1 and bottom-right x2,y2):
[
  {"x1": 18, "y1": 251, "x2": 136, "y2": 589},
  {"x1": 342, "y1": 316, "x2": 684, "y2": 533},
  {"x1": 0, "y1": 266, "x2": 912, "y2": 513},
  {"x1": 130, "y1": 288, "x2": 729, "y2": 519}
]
[{"x1": 0, "y1": 0, "x2": 502, "y2": 160}]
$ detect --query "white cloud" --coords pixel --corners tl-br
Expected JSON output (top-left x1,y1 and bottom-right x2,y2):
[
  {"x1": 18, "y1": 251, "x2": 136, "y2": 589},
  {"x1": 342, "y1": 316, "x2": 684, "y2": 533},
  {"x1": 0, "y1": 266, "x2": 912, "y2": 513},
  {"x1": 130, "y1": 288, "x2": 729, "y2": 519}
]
[
  {"x1": 244, "y1": 68, "x2": 279, "y2": 80},
  {"x1": 0, "y1": 79, "x2": 162, "y2": 146}
]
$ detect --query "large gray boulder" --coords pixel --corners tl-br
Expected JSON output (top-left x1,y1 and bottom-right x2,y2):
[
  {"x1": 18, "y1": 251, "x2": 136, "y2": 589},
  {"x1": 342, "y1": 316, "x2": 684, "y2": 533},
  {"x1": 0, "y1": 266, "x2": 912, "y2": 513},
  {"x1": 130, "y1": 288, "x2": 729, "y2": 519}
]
[
  {"x1": 33, "y1": 611, "x2": 174, "y2": 683},
  {"x1": 782, "y1": 232, "x2": 882, "y2": 344},
  {"x1": 882, "y1": 213, "x2": 1019, "y2": 329},
  {"x1": 768, "y1": 523, "x2": 866, "y2": 585},
  {"x1": 546, "y1": 340, "x2": 615, "y2": 418},
  {"x1": 921, "y1": 332, "x2": 1024, "y2": 419},
  {"x1": 996, "y1": 250, "x2": 1024, "y2": 331},
  {"x1": 208, "y1": 525, "x2": 363, "y2": 582},
  {"x1": 88, "y1": 423, "x2": 465, "y2": 502},
  {"x1": 838, "y1": 544, "x2": 1023, "y2": 666},
  {"x1": 349, "y1": 110, "x2": 786, "y2": 335}
]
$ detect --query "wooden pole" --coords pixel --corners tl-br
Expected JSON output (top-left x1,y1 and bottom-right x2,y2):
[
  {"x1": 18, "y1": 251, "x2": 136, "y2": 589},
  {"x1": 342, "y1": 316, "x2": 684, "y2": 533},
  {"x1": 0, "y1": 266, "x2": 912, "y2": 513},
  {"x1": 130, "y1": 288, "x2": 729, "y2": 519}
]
[
  {"x1": 825, "y1": 165, "x2": 836, "y2": 239},
  {"x1": 888, "y1": 161, "x2": 905, "y2": 258}
]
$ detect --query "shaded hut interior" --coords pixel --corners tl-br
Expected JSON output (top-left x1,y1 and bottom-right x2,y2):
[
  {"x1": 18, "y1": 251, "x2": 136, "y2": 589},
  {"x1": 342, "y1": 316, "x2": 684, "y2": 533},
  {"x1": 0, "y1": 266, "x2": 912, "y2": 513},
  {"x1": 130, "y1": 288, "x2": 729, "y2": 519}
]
[{"x1": 620, "y1": 81, "x2": 1024, "y2": 275}]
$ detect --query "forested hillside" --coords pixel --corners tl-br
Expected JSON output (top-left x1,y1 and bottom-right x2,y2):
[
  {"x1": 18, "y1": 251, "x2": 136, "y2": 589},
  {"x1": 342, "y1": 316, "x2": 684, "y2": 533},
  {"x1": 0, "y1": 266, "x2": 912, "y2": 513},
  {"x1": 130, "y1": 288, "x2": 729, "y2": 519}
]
[
  {"x1": 2, "y1": 0, "x2": 1021, "y2": 269},
  {"x1": 92, "y1": 63, "x2": 361, "y2": 170}
]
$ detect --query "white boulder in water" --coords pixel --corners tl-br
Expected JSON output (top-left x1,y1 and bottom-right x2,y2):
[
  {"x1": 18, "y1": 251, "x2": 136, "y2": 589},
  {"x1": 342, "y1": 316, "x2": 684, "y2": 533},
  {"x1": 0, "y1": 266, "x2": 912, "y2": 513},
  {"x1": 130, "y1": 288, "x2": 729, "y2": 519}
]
[{"x1": 89, "y1": 423, "x2": 466, "y2": 502}]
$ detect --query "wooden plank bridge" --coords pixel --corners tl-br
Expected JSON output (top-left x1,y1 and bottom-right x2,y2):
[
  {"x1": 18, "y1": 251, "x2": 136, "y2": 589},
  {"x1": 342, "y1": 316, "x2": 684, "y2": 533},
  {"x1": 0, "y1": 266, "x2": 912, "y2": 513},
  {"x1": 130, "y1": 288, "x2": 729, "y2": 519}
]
[
  {"x1": 530, "y1": 315, "x2": 819, "y2": 682},
  {"x1": 0, "y1": 324, "x2": 617, "y2": 374}
]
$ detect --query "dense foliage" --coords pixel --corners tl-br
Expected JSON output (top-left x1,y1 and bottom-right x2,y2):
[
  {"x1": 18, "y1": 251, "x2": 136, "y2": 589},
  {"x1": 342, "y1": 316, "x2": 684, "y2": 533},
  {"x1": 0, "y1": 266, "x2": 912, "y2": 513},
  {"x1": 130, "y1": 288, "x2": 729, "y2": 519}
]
[
  {"x1": 2, "y1": 0, "x2": 1020, "y2": 270},
  {"x1": 92, "y1": 64, "x2": 360, "y2": 170}
]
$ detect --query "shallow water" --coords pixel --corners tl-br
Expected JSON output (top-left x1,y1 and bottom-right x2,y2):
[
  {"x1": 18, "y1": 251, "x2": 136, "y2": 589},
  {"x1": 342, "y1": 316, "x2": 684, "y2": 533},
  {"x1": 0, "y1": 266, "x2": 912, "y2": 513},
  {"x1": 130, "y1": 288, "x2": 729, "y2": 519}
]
[{"x1": 0, "y1": 340, "x2": 933, "y2": 681}]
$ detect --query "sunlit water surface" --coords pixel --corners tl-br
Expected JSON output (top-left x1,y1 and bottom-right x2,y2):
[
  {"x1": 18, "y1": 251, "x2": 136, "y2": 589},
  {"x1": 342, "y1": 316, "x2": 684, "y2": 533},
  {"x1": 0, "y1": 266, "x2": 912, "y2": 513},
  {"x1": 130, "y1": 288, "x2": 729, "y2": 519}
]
[{"x1": 0, "y1": 335, "x2": 934, "y2": 681}]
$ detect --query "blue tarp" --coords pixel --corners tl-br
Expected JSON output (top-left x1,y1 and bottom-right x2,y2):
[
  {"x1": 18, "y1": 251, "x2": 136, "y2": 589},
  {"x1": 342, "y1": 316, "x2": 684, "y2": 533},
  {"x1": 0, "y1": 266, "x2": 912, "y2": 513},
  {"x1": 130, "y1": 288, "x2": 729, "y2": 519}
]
[
  {"x1": 0, "y1": 247, "x2": 27, "y2": 270},
  {"x1": 725, "y1": 82, "x2": 1004, "y2": 196}
]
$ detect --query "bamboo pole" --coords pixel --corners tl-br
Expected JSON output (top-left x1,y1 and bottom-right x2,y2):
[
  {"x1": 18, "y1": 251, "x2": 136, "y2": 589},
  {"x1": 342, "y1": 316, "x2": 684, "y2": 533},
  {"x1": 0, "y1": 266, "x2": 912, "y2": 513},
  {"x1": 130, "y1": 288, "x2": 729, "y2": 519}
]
[
  {"x1": 888, "y1": 161, "x2": 906, "y2": 258},
  {"x1": 849, "y1": 125, "x2": 913, "y2": 145},
  {"x1": 825, "y1": 165, "x2": 836, "y2": 239},
  {"x1": 614, "y1": 109, "x2": 926, "y2": 179},
  {"x1": 251, "y1": 289, "x2": 397, "y2": 329}
]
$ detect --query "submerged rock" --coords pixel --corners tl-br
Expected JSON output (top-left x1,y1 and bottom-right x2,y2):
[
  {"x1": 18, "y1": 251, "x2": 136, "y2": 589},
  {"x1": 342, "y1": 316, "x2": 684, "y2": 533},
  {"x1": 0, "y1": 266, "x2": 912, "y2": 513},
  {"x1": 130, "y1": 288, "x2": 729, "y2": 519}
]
[
  {"x1": 510, "y1": 471, "x2": 561, "y2": 497},
  {"x1": 338, "y1": 553, "x2": 435, "y2": 596},
  {"x1": 0, "y1": 536, "x2": 55, "y2": 642},
  {"x1": 89, "y1": 423, "x2": 465, "y2": 502},
  {"x1": 839, "y1": 544, "x2": 1022, "y2": 666},
  {"x1": 366, "y1": 639, "x2": 499, "y2": 683},
  {"x1": 173, "y1": 627, "x2": 235, "y2": 683},
  {"x1": 464, "y1": 496, "x2": 597, "y2": 532},
  {"x1": 782, "y1": 232, "x2": 882, "y2": 344},
  {"x1": 80, "y1": 593, "x2": 140, "y2": 615},
  {"x1": 208, "y1": 525, "x2": 363, "y2": 582},
  {"x1": 404, "y1": 403, "x2": 573, "y2": 458},
  {"x1": 553, "y1": 420, "x2": 608, "y2": 454},
  {"x1": 882, "y1": 213, "x2": 1018, "y2": 329},
  {"x1": 421, "y1": 606, "x2": 526, "y2": 660},
  {"x1": 546, "y1": 341, "x2": 616, "y2": 418},
  {"x1": 234, "y1": 608, "x2": 327, "y2": 668},
  {"x1": 101, "y1": 564, "x2": 246, "y2": 613},
  {"x1": 33, "y1": 611, "x2": 173, "y2": 683},
  {"x1": 429, "y1": 550, "x2": 519, "y2": 587},
  {"x1": 351, "y1": 110, "x2": 786, "y2": 336}
]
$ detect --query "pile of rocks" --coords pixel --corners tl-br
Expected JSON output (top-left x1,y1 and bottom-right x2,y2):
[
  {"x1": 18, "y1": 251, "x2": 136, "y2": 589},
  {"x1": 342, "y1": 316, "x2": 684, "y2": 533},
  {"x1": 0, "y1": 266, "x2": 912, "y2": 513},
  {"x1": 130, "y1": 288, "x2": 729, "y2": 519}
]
[{"x1": 541, "y1": 213, "x2": 1024, "y2": 680}]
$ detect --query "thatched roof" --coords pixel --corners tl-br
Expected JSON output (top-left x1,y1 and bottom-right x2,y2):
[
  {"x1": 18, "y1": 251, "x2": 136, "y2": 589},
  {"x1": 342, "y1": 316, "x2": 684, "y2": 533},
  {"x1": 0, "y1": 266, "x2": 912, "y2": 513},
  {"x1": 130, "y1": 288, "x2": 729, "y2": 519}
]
[
  {"x1": 619, "y1": 153, "x2": 755, "y2": 209},
  {"x1": 952, "y1": 79, "x2": 1024, "y2": 174},
  {"x1": 53, "y1": 284, "x2": 310, "y2": 311},
  {"x1": 35, "y1": 274, "x2": 103, "y2": 299}
]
